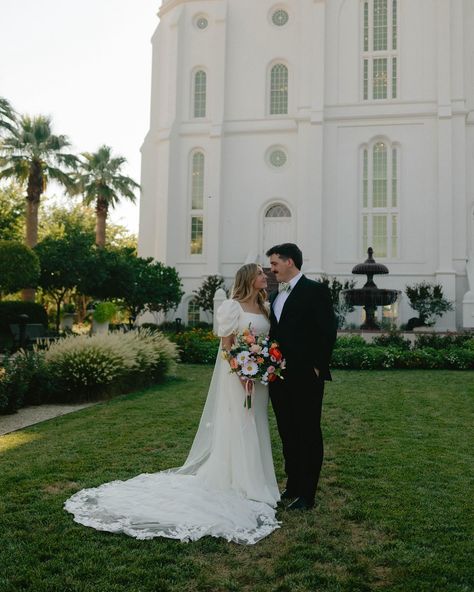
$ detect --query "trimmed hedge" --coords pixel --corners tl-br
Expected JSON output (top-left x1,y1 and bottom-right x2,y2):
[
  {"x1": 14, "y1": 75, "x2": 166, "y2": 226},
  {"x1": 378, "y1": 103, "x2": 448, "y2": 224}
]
[
  {"x1": 0, "y1": 301, "x2": 48, "y2": 333},
  {"x1": 331, "y1": 344, "x2": 474, "y2": 370}
]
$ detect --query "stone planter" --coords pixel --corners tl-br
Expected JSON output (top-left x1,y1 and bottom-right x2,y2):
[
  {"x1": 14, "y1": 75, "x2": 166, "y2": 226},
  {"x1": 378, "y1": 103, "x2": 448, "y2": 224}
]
[
  {"x1": 91, "y1": 319, "x2": 109, "y2": 335},
  {"x1": 60, "y1": 313, "x2": 75, "y2": 331}
]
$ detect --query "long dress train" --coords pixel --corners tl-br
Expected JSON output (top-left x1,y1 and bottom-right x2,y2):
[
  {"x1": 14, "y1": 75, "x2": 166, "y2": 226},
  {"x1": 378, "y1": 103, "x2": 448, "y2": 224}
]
[{"x1": 64, "y1": 300, "x2": 280, "y2": 544}]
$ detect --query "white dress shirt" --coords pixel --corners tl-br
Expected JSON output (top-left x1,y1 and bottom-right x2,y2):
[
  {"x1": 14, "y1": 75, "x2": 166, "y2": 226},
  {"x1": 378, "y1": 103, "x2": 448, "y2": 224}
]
[{"x1": 273, "y1": 272, "x2": 303, "y2": 322}]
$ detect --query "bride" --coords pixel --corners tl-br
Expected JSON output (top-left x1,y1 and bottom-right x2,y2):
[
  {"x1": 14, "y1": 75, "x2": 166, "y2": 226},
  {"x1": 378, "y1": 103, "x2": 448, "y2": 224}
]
[{"x1": 65, "y1": 263, "x2": 281, "y2": 544}]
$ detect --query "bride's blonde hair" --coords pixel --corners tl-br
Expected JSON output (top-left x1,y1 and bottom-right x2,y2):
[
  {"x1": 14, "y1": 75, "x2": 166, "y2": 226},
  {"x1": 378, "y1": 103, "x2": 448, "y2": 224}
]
[{"x1": 231, "y1": 263, "x2": 269, "y2": 318}]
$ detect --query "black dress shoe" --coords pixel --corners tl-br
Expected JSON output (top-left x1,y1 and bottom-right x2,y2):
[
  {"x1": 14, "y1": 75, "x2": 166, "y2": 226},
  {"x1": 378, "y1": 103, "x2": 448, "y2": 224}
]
[
  {"x1": 280, "y1": 489, "x2": 298, "y2": 501},
  {"x1": 287, "y1": 497, "x2": 314, "y2": 511}
]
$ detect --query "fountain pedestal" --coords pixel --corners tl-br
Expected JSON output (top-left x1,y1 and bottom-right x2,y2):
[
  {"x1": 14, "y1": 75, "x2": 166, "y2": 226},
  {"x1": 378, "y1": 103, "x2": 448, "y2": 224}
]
[{"x1": 342, "y1": 248, "x2": 400, "y2": 330}]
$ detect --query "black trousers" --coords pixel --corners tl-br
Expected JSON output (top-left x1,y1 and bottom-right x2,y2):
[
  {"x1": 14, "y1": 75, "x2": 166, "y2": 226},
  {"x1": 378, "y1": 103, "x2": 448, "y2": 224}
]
[{"x1": 269, "y1": 365, "x2": 324, "y2": 504}]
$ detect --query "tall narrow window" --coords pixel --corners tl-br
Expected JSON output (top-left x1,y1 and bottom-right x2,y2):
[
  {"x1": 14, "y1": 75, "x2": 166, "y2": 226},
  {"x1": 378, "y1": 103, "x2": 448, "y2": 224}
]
[
  {"x1": 270, "y1": 64, "x2": 288, "y2": 115},
  {"x1": 361, "y1": 141, "x2": 399, "y2": 259},
  {"x1": 187, "y1": 300, "x2": 201, "y2": 327},
  {"x1": 190, "y1": 151, "x2": 204, "y2": 255},
  {"x1": 194, "y1": 70, "x2": 207, "y2": 118},
  {"x1": 361, "y1": 0, "x2": 398, "y2": 101}
]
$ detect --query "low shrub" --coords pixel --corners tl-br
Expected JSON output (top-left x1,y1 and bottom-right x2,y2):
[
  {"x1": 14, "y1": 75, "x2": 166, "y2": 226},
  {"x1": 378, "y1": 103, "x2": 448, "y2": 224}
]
[
  {"x1": 373, "y1": 331, "x2": 411, "y2": 350},
  {"x1": 0, "y1": 351, "x2": 52, "y2": 413},
  {"x1": 169, "y1": 328, "x2": 219, "y2": 364},
  {"x1": 334, "y1": 335, "x2": 367, "y2": 349},
  {"x1": 414, "y1": 333, "x2": 473, "y2": 350}
]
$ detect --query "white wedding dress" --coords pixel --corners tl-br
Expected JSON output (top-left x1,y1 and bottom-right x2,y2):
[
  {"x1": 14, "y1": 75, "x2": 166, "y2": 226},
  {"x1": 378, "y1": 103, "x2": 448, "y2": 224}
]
[{"x1": 65, "y1": 300, "x2": 280, "y2": 544}]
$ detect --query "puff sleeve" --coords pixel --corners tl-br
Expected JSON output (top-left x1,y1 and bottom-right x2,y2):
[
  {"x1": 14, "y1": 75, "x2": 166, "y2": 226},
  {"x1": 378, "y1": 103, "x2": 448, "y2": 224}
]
[{"x1": 216, "y1": 299, "x2": 240, "y2": 337}]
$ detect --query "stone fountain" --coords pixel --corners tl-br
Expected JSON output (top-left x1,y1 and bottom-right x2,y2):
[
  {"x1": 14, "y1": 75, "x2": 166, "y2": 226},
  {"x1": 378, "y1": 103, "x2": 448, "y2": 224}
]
[{"x1": 342, "y1": 247, "x2": 401, "y2": 330}]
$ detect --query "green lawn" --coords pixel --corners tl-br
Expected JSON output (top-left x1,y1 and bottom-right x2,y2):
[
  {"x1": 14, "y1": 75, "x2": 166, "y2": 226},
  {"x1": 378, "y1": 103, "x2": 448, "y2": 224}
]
[{"x1": 0, "y1": 366, "x2": 473, "y2": 592}]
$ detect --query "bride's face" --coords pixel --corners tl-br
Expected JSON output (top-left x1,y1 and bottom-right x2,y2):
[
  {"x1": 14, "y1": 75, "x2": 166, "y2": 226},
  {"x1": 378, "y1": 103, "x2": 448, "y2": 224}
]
[{"x1": 252, "y1": 266, "x2": 267, "y2": 291}]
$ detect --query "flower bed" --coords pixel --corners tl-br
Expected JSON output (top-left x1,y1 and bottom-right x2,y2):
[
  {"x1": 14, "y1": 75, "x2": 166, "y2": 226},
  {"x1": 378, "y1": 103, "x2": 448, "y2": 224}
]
[
  {"x1": 168, "y1": 328, "x2": 220, "y2": 364},
  {"x1": 0, "y1": 329, "x2": 178, "y2": 414}
]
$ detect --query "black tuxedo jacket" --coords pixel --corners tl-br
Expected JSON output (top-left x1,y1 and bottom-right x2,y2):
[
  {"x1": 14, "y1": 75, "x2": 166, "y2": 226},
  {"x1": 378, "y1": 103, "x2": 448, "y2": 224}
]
[{"x1": 269, "y1": 276, "x2": 337, "y2": 381}]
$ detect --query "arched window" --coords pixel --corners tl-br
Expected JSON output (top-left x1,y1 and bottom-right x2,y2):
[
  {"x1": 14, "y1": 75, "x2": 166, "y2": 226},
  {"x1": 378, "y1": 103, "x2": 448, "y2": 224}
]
[
  {"x1": 266, "y1": 204, "x2": 291, "y2": 218},
  {"x1": 362, "y1": 0, "x2": 398, "y2": 100},
  {"x1": 270, "y1": 64, "x2": 288, "y2": 115},
  {"x1": 194, "y1": 70, "x2": 207, "y2": 118},
  {"x1": 190, "y1": 151, "x2": 205, "y2": 255},
  {"x1": 361, "y1": 140, "x2": 399, "y2": 258}
]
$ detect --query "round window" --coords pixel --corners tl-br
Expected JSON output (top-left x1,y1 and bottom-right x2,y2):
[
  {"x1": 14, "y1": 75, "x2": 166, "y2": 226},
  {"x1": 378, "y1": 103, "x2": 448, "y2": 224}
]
[
  {"x1": 196, "y1": 17, "x2": 208, "y2": 30},
  {"x1": 272, "y1": 9, "x2": 289, "y2": 27},
  {"x1": 269, "y1": 149, "x2": 287, "y2": 168}
]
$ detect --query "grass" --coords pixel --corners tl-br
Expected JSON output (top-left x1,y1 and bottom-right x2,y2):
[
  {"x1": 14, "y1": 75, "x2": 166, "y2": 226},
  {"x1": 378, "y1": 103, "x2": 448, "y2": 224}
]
[{"x1": 0, "y1": 366, "x2": 473, "y2": 592}]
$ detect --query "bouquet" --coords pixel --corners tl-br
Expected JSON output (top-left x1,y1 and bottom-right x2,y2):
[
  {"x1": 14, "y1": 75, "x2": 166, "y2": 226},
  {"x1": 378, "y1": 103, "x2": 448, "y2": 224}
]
[{"x1": 222, "y1": 324, "x2": 286, "y2": 409}]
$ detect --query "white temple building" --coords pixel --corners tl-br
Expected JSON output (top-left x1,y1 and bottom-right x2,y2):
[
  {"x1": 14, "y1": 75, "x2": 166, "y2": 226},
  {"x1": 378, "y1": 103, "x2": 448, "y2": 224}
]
[{"x1": 138, "y1": 0, "x2": 474, "y2": 330}]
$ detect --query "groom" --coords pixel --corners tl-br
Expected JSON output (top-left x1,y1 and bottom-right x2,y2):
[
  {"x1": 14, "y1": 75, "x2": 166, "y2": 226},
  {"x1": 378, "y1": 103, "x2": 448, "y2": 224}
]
[{"x1": 266, "y1": 243, "x2": 337, "y2": 511}]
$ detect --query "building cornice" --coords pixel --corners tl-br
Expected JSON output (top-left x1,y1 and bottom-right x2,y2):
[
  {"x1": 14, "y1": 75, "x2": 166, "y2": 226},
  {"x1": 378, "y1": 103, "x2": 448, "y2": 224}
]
[{"x1": 159, "y1": 0, "x2": 221, "y2": 18}]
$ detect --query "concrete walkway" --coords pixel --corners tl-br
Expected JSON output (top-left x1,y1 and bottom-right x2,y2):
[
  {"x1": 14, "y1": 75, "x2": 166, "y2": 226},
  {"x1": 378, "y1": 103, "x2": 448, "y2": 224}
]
[{"x1": 0, "y1": 403, "x2": 96, "y2": 436}]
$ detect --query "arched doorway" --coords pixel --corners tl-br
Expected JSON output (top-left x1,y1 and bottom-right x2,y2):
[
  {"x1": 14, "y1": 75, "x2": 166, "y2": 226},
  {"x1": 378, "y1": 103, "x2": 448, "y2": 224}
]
[{"x1": 262, "y1": 203, "x2": 294, "y2": 260}]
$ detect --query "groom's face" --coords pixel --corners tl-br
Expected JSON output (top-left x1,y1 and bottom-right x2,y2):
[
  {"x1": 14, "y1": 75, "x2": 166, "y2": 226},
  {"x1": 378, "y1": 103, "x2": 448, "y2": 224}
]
[{"x1": 269, "y1": 254, "x2": 293, "y2": 283}]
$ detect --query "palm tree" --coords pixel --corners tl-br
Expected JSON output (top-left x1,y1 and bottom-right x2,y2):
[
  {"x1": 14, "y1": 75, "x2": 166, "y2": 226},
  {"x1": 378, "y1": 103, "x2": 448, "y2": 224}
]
[
  {"x1": 0, "y1": 115, "x2": 77, "y2": 301},
  {"x1": 0, "y1": 97, "x2": 16, "y2": 135},
  {"x1": 76, "y1": 145, "x2": 139, "y2": 247},
  {"x1": 0, "y1": 115, "x2": 78, "y2": 249}
]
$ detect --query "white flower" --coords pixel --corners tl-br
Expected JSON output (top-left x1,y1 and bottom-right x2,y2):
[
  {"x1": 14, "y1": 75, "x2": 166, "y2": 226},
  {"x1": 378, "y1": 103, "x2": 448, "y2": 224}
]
[
  {"x1": 236, "y1": 351, "x2": 250, "y2": 365},
  {"x1": 241, "y1": 360, "x2": 259, "y2": 376}
]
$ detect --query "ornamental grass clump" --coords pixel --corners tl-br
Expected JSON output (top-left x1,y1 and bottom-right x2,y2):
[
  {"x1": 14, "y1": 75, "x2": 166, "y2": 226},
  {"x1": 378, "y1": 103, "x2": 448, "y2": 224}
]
[
  {"x1": 117, "y1": 328, "x2": 178, "y2": 386},
  {"x1": 42, "y1": 329, "x2": 178, "y2": 402}
]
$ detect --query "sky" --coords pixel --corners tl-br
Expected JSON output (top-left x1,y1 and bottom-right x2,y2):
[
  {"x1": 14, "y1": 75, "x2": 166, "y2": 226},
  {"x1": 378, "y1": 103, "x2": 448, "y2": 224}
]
[{"x1": 0, "y1": 0, "x2": 161, "y2": 235}]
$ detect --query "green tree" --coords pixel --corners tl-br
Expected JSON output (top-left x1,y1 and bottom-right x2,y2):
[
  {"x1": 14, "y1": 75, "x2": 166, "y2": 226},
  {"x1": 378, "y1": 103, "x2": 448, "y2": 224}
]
[
  {"x1": 38, "y1": 199, "x2": 137, "y2": 250},
  {"x1": 0, "y1": 183, "x2": 25, "y2": 241},
  {"x1": 0, "y1": 115, "x2": 78, "y2": 250},
  {"x1": 405, "y1": 282, "x2": 454, "y2": 327},
  {"x1": 0, "y1": 97, "x2": 16, "y2": 135},
  {"x1": 35, "y1": 232, "x2": 94, "y2": 331},
  {"x1": 84, "y1": 249, "x2": 183, "y2": 324},
  {"x1": 0, "y1": 241, "x2": 40, "y2": 297},
  {"x1": 75, "y1": 145, "x2": 139, "y2": 248},
  {"x1": 193, "y1": 275, "x2": 228, "y2": 317},
  {"x1": 319, "y1": 274, "x2": 357, "y2": 329}
]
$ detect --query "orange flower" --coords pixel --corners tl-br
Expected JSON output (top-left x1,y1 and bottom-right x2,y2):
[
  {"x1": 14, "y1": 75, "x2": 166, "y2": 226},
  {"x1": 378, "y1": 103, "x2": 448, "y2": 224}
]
[
  {"x1": 269, "y1": 347, "x2": 282, "y2": 361},
  {"x1": 229, "y1": 357, "x2": 239, "y2": 370}
]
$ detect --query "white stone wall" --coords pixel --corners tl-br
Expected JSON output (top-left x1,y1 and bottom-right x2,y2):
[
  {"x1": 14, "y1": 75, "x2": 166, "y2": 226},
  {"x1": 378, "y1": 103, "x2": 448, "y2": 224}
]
[{"x1": 139, "y1": 0, "x2": 474, "y2": 329}]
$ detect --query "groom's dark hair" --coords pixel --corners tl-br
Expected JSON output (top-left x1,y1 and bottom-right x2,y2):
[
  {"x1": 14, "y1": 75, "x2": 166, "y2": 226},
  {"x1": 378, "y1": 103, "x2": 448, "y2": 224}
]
[{"x1": 266, "y1": 243, "x2": 303, "y2": 270}]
